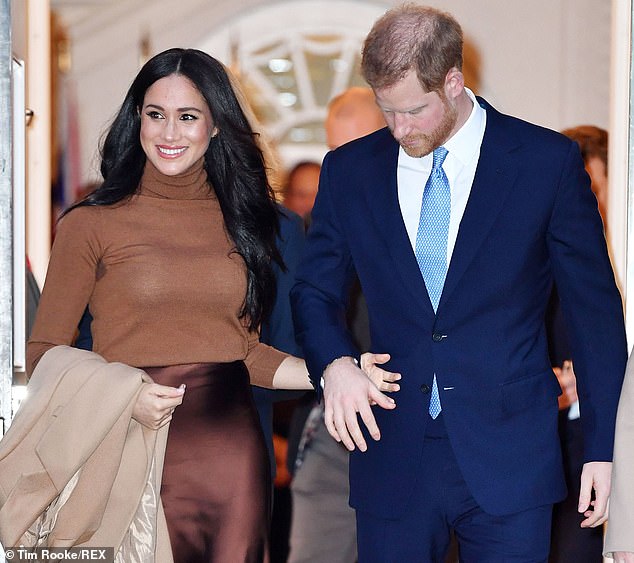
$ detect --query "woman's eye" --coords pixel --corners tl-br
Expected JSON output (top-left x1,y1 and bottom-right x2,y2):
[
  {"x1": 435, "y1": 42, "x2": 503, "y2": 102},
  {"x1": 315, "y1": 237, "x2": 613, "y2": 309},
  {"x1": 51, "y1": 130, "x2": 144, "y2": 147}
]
[
  {"x1": 180, "y1": 113, "x2": 198, "y2": 121},
  {"x1": 146, "y1": 111, "x2": 164, "y2": 119}
]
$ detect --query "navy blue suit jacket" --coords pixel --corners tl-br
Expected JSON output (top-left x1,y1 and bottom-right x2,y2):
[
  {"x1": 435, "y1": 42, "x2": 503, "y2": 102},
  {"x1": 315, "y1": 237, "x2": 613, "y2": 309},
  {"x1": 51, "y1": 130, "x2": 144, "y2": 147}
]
[{"x1": 291, "y1": 98, "x2": 627, "y2": 518}]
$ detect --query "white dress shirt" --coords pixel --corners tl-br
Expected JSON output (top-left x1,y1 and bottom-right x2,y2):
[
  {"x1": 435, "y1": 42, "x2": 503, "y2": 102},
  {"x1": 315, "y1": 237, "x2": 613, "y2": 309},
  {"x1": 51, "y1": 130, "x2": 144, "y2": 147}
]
[{"x1": 398, "y1": 88, "x2": 487, "y2": 265}]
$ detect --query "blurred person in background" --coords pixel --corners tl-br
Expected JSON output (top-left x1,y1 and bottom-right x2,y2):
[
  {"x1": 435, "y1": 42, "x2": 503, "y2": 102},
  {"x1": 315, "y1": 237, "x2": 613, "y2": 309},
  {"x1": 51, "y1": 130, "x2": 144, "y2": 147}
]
[
  {"x1": 548, "y1": 125, "x2": 608, "y2": 563},
  {"x1": 283, "y1": 161, "x2": 321, "y2": 223},
  {"x1": 287, "y1": 86, "x2": 386, "y2": 563}
]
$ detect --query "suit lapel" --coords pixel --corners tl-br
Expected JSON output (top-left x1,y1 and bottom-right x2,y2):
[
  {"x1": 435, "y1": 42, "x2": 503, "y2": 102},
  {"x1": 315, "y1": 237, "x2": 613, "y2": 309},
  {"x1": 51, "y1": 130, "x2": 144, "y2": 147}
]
[
  {"x1": 439, "y1": 101, "x2": 520, "y2": 308},
  {"x1": 364, "y1": 132, "x2": 434, "y2": 315},
  {"x1": 363, "y1": 103, "x2": 521, "y2": 316}
]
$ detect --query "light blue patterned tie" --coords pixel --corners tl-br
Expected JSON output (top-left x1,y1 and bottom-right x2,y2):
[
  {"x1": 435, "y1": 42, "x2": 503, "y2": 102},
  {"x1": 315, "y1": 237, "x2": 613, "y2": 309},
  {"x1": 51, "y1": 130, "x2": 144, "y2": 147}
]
[{"x1": 415, "y1": 146, "x2": 450, "y2": 419}]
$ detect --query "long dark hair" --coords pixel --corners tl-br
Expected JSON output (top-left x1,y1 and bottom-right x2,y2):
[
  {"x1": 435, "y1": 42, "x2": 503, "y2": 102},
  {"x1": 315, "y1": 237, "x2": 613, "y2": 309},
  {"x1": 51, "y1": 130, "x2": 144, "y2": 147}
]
[{"x1": 68, "y1": 48, "x2": 282, "y2": 330}]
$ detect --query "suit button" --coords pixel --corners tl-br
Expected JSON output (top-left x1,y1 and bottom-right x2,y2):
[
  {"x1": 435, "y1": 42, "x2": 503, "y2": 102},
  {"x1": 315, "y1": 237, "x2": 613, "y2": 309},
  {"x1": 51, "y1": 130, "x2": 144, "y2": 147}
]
[
  {"x1": 432, "y1": 332, "x2": 444, "y2": 342},
  {"x1": 420, "y1": 384, "x2": 430, "y2": 394}
]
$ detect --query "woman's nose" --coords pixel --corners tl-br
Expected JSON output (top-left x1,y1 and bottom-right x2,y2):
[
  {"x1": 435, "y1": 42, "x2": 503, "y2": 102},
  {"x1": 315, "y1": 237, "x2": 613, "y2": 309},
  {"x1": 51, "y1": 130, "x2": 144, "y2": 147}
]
[{"x1": 163, "y1": 118, "x2": 179, "y2": 141}]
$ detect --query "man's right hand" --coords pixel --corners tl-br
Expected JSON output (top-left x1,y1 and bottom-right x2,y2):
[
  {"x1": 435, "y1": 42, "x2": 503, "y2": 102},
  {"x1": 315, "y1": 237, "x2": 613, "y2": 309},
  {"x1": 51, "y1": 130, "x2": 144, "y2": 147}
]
[{"x1": 323, "y1": 356, "x2": 396, "y2": 452}]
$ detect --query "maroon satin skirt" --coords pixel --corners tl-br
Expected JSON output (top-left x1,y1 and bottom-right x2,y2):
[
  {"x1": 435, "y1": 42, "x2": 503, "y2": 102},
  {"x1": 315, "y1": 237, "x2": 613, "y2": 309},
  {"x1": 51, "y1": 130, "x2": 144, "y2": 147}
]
[{"x1": 145, "y1": 362, "x2": 270, "y2": 563}]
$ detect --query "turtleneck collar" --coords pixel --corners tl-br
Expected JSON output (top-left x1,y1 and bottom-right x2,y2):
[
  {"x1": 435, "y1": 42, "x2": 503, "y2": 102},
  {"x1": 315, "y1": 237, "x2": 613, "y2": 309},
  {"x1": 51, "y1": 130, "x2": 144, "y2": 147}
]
[{"x1": 139, "y1": 158, "x2": 212, "y2": 200}]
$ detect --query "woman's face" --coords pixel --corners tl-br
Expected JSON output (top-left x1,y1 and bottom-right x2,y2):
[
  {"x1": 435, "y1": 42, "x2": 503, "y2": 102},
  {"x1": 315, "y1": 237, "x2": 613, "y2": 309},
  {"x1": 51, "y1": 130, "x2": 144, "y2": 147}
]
[{"x1": 140, "y1": 74, "x2": 217, "y2": 176}]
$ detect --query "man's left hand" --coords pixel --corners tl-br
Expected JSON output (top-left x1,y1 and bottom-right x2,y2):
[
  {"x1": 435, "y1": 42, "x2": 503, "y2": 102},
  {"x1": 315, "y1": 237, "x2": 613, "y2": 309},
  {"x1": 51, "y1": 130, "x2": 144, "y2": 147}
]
[{"x1": 579, "y1": 461, "x2": 612, "y2": 527}]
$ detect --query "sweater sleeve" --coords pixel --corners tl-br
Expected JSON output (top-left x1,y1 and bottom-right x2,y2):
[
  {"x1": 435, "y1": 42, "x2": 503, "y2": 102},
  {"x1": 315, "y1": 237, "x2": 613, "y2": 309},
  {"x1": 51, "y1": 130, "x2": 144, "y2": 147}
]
[
  {"x1": 244, "y1": 328, "x2": 288, "y2": 388},
  {"x1": 26, "y1": 207, "x2": 103, "y2": 376}
]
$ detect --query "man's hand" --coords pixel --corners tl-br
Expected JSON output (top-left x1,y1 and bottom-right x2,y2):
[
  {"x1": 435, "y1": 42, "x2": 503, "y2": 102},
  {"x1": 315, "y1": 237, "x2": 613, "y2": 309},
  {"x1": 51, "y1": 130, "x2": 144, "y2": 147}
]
[
  {"x1": 360, "y1": 352, "x2": 401, "y2": 398},
  {"x1": 323, "y1": 356, "x2": 397, "y2": 452},
  {"x1": 579, "y1": 461, "x2": 612, "y2": 527}
]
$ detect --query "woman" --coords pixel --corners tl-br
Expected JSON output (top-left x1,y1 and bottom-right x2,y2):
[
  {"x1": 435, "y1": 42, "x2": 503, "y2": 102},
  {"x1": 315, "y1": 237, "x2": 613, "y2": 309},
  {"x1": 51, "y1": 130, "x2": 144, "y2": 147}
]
[
  {"x1": 27, "y1": 48, "x2": 397, "y2": 562},
  {"x1": 604, "y1": 352, "x2": 634, "y2": 562}
]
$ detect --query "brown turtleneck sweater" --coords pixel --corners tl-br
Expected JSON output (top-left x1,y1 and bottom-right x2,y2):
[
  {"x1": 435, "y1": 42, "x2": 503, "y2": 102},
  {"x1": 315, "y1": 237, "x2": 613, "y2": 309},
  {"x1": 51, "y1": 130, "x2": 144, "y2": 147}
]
[{"x1": 27, "y1": 160, "x2": 287, "y2": 387}]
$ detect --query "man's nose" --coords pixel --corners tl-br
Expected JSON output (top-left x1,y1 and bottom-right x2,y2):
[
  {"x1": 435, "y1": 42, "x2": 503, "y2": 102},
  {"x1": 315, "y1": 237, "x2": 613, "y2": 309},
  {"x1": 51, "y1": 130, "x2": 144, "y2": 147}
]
[{"x1": 392, "y1": 113, "x2": 411, "y2": 139}]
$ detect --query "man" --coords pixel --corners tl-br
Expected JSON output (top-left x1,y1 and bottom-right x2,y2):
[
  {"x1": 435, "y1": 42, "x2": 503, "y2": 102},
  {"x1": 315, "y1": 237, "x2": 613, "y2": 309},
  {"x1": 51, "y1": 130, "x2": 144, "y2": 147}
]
[
  {"x1": 561, "y1": 126, "x2": 609, "y2": 226},
  {"x1": 283, "y1": 161, "x2": 321, "y2": 222},
  {"x1": 290, "y1": 5, "x2": 627, "y2": 561},
  {"x1": 287, "y1": 87, "x2": 385, "y2": 563}
]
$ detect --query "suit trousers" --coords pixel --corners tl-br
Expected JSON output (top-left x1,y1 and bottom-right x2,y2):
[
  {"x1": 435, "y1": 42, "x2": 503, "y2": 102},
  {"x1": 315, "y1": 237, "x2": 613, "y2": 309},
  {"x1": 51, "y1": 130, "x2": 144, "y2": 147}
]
[
  {"x1": 288, "y1": 418, "x2": 357, "y2": 563},
  {"x1": 356, "y1": 414, "x2": 553, "y2": 563}
]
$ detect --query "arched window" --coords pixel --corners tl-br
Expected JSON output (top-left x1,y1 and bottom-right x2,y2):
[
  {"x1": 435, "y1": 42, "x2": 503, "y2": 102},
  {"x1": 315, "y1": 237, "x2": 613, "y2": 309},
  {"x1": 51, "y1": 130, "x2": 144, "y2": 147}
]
[{"x1": 197, "y1": 1, "x2": 388, "y2": 165}]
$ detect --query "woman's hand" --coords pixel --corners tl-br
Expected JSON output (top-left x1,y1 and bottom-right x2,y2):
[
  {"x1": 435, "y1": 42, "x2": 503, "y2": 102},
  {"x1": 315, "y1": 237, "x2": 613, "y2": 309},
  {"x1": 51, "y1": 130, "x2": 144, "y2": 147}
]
[
  {"x1": 614, "y1": 552, "x2": 634, "y2": 562},
  {"x1": 132, "y1": 382, "x2": 186, "y2": 429},
  {"x1": 360, "y1": 352, "x2": 401, "y2": 395}
]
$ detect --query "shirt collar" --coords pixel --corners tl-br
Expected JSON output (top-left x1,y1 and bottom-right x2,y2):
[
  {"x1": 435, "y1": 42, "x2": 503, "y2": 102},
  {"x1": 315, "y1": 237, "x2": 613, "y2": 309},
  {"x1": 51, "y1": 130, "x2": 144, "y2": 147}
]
[{"x1": 443, "y1": 87, "x2": 485, "y2": 168}]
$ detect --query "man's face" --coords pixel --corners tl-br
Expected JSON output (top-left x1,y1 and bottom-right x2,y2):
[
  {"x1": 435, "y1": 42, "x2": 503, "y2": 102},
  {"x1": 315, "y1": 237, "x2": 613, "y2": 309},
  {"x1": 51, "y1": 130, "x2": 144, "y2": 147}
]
[
  {"x1": 326, "y1": 117, "x2": 368, "y2": 150},
  {"x1": 325, "y1": 107, "x2": 385, "y2": 150},
  {"x1": 285, "y1": 164, "x2": 321, "y2": 219},
  {"x1": 374, "y1": 70, "x2": 457, "y2": 158}
]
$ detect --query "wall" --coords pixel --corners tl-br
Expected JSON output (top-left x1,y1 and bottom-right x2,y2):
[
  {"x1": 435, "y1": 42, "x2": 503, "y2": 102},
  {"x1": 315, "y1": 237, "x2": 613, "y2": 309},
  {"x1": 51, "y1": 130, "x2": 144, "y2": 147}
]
[
  {"x1": 11, "y1": 0, "x2": 26, "y2": 60},
  {"x1": 11, "y1": 0, "x2": 52, "y2": 287},
  {"x1": 56, "y1": 0, "x2": 611, "y2": 183}
]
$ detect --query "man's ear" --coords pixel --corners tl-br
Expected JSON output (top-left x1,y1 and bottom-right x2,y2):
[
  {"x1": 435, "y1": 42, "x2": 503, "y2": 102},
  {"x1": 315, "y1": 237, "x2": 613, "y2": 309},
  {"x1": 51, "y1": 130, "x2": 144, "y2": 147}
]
[{"x1": 444, "y1": 67, "x2": 464, "y2": 100}]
